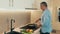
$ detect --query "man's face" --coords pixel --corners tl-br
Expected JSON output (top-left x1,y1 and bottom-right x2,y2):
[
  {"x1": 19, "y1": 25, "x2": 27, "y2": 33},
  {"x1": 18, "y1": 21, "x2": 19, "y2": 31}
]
[{"x1": 40, "y1": 4, "x2": 46, "y2": 11}]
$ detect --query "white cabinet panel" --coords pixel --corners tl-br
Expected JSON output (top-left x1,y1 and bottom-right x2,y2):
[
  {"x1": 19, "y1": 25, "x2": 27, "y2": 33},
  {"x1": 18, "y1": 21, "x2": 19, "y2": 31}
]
[
  {"x1": 24, "y1": 0, "x2": 34, "y2": 8},
  {"x1": 14, "y1": 0, "x2": 25, "y2": 9},
  {"x1": 0, "y1": 0, "x2": 34, "y2": 9},
  {"x1": 0, "y1": 0, "x2": 9, "y2": 8},
  {"x1": 14, "y1": 0, "x2": 34, "y2": 9}
]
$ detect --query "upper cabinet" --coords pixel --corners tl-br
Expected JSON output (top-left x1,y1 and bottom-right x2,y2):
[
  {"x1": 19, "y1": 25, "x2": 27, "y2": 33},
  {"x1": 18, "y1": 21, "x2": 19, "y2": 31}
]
[
  {"x1": 13, "y1": 0, "x2": 34, "y2": 9},
  {"x1": 0, "y1": 0, "x2": 35, "y2": 9},
  {"x1": 13, "y1": 0, "x2": 25, "y2": 9},
  {"x1": 0, "y1": 0, "x2": 9, "y2": 9}
]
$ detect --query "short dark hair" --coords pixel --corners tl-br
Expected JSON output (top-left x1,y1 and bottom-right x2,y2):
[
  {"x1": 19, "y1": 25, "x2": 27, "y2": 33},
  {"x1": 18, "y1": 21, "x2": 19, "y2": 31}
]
[
  {"x1": 59, "y1": 8, "x2": 60, "y2": 10},
  {"x1": 40, "y1": 2, "x2": 47, "y2": 7}
]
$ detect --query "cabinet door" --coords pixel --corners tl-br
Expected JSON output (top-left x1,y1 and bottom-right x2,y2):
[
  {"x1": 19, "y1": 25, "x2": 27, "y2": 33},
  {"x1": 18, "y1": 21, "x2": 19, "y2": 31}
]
[
  {"x1": 0, "y1": 0, "x2": 9, "y2": 9},
  {"x1": 14, "y1": 0, "x2": 34, "y2": 9},
  {"x1": 14, "y1": 0, "x2": 25, "y2": 9},
  {"x1": 24, "y1": 0, "x2": 34, "y2": 8}
]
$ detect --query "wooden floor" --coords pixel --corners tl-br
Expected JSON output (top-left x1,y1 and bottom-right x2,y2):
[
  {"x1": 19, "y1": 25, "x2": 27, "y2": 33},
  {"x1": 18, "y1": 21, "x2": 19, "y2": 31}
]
[
  {"x1": 37, "y1": 30, "x2": 60, "y2": 34},
  {"x1": 51, "y1": 30, "x2": 60, "y2": 34}
]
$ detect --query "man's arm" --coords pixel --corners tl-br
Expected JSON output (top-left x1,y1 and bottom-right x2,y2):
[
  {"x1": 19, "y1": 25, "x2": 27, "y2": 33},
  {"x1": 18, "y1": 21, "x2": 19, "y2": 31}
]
[
  {"x1": 35, "y1": 18, "x2": 42, "y2": 27},
  {"x1": 35, "y1": 18, "x2": 41, "y2": 23}
]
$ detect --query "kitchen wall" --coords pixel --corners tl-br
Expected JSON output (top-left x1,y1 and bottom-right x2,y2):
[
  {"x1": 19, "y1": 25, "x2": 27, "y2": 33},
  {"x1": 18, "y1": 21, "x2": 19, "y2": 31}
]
[
  {"x1": 51, "y1": 0, "x2": 60, "y2": 30},
  {"x1": 0, "y1": 10, "x2": 31, "y2": 34}
]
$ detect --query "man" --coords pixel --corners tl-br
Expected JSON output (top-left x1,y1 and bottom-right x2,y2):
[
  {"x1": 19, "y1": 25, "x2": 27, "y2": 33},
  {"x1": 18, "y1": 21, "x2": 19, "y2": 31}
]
[{"x1": 35, "y1": 2, "x2": 52, "y2": 34}]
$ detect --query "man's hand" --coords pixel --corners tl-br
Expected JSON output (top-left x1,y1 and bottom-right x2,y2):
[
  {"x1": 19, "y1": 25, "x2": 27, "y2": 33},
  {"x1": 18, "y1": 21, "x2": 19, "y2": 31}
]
[
  {"x1": 35, "y1": 18, "x2": 42, "y2": 28},
  {"x1": 36, "y1": 21, "x2": 42, "y2": 27},
  {"x1": 35, "y1": 18, "x2": 41, "y2": 23},
  {"x1": 35, "y1": 19, "x2": 39, "y2": 23}
]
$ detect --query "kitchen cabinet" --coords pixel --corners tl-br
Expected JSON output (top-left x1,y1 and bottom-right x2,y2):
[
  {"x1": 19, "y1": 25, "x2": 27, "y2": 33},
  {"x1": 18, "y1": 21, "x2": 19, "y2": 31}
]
[
  {"x1": 13, "y1": 0, "x2": 35, "y2": 9},
  {"x1": 0, "y1": 0, "x2": 35, "y2": 9},
  {"x1": 13, "y1": 0, "x2": 25, "y2": 9},
  {"x1": 0, "y1": 0, "x2": 9, "y2": 9}
]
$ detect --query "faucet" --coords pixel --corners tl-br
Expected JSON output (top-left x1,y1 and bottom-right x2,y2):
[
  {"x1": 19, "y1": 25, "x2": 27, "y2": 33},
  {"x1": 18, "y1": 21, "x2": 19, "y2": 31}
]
[
  {"x1": 10, "y1": 18, "x2": 15, "y2": 32},
  {"x1": 4, "y1": 18, "x2": 15, "y2": 34}
]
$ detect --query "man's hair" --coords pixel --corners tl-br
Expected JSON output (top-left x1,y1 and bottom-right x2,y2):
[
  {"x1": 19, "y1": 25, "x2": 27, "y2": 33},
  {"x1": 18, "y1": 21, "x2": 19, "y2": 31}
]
[
  {"x1": 40, "y1": 2, "x2": 47, "y2": 7},
  {"x1": 59, "y1": 8, "x2": 60, "y2": 10}
]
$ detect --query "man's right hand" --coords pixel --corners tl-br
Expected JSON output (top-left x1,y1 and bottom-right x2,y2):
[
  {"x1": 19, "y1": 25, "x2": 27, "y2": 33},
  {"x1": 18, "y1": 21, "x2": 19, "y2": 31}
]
[{"x1": 35, "y1": 18, "x2": 41, "y2": 23}]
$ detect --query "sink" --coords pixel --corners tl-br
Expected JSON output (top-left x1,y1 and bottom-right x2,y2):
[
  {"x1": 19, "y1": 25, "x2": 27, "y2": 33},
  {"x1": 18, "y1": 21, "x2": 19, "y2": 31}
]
[
  {"x1": 6, "y1": 31, "x2": 22, "y2": 34},
  {"x1": 20, "y1": 24, "x2": 38, "y2": 31}
]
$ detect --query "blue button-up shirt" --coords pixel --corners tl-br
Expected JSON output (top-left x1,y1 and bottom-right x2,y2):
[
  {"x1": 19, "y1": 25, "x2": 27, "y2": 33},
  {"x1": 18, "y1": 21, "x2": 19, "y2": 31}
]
[{"x1": 41, "y1": 9, "x2": 52, "y2": 33}]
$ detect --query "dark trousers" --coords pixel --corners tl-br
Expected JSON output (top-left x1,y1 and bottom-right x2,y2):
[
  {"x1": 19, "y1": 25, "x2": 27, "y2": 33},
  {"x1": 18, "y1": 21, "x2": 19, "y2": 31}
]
[
  {"x1": 40, "y1": 29, "x2": 50, "y2": 34},
  {"x1": 58, "y1": 16, "x2": 60, "y2": 22}
]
